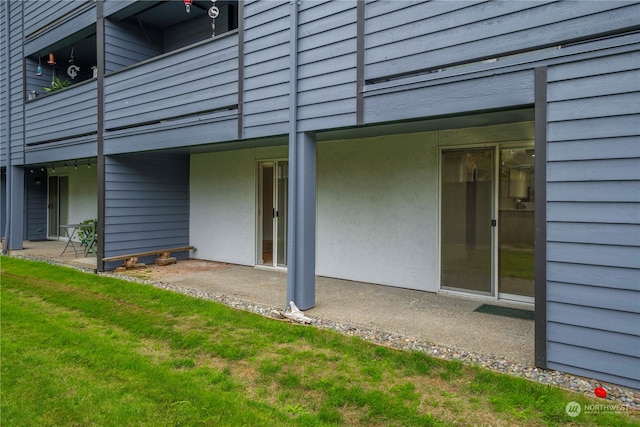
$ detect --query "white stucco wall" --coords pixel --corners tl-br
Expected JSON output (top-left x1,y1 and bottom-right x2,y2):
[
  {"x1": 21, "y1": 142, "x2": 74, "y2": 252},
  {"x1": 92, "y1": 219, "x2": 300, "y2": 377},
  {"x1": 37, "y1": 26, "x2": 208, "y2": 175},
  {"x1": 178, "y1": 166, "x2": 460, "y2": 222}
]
[
  {"x1": 188, "y1": 123, "x2": 533, "y2": 290},
  {"x1": 68, "y1": 167, "x2": 98, "y2": 224},
  {"x1": 49, "y1": 166, "x2": 98, "y2": 225},
  {"x1": 317, "y1": 133, "x2": 439, "y2": 291},
  {"x1": 190, "y1": 146, "x2": 288, "y2": 265}
]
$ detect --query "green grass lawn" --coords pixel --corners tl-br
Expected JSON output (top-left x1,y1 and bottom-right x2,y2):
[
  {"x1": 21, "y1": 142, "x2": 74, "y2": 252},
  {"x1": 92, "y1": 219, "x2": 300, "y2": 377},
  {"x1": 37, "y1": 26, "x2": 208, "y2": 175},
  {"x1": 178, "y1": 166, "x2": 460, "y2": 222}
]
[{"x1": 1, "y1": 257, "x2": 638, "y2": 426}]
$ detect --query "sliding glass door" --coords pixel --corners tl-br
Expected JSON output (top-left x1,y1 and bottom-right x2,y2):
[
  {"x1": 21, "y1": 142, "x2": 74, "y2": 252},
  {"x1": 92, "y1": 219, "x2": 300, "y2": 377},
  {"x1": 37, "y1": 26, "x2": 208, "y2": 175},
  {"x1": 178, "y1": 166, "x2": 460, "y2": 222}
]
[
  {"x1": 47, "y1": 175, "x2": 69, "y2": 239},
  {"x1": 258, "y1": 161, "x2": 288, "y2": 267},
  {"x1": 440, "y1": 145, "x2": 535, "y2": 301},
  {"x1": 441, "y1": 148, "x2": 494, "y2": 294}
]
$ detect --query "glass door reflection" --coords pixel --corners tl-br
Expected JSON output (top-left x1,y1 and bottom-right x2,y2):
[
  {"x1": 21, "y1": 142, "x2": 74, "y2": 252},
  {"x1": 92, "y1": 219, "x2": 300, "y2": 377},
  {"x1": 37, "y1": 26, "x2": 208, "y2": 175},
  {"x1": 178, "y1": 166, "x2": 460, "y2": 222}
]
[
  {"x1": 441, "y1": 148, "x2": 494, "y2": 294},
  {"x1": 258, "y1": 161, "x2": 288, "y2": 268},
  {"x1": 498, "y1": 147, "x2": 535, "y2": 298},
  {"x1": 276, "y1": 161, "x2": 288, "y2": 267}
]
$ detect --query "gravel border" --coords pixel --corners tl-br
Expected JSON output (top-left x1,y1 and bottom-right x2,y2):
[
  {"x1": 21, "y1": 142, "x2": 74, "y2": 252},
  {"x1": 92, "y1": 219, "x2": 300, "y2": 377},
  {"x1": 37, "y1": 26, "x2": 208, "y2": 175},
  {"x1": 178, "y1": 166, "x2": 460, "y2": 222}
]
[{"x1": 9, "y1": 255, "x2": 640, "y2": 410}]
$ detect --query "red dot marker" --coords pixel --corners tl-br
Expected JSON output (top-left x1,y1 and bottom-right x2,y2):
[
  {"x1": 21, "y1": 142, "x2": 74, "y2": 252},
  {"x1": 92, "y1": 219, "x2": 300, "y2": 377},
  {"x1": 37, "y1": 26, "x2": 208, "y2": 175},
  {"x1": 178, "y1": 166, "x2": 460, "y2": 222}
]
[{"x1": 594, "y1": 387, "x2": 607, "y2": 398}]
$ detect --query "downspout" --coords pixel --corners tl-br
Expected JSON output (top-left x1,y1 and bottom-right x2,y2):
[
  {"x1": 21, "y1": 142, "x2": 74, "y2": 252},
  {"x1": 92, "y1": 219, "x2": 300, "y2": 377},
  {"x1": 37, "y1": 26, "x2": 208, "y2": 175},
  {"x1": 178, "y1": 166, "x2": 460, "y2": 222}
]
[
  {"x1": 2, "y1": 0, "x2": 12, "y2": 254},
  {"x1": 286, "y1": 0, "x2": 299, "y2": 307}
]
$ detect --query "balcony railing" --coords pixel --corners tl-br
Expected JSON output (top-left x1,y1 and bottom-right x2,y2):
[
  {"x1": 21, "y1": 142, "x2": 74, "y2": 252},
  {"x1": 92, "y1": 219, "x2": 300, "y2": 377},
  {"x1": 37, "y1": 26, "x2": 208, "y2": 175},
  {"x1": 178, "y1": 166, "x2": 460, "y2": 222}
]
[
  {"x1": 104, "y1": 32, "x2": 239, "y2": 132},
  {"x1": 25, "y1": 79, "x2": 98, "y2": 146}
]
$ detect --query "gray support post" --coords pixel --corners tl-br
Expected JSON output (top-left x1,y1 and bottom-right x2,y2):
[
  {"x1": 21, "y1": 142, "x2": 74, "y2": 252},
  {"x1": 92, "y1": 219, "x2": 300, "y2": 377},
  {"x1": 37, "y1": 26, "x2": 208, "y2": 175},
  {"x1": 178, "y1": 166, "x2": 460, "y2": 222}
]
[
  {"x1": 7, "y1": 166, "x2": 24, "y2": 250},
  {"x1": 96, "y1": 0, "x2": 106, "y2": 271},
  {"x1": 237, "y1": 0, "x2": 244, "y2": 139},
  {"x1": 286, "y1": 132, "x2": 317, "y2": 310},
  {"x1": 2, "y1": 0, "x2": 11, "y2": 253},
  {"x1": 286, "y1": 0, "x2": 316, "y2": 310}
]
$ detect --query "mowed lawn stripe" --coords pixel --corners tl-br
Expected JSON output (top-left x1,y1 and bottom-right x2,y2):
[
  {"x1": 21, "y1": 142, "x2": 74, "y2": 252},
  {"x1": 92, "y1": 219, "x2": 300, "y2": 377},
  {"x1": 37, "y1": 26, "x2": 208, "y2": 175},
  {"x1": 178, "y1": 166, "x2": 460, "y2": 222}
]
[
  {"x1": 1, "y1": 275, "x2": 286, "y2": 426},
  {"x1": 2, "y1": 257, "x2": 638, "y2": 426}
]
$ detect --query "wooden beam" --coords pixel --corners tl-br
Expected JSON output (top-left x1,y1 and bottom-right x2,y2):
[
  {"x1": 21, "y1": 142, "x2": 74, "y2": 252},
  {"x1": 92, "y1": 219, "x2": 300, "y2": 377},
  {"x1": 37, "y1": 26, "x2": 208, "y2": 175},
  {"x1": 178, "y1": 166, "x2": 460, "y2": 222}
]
[{"x1": 102, "y1": 246, "x2": 195, "y2": 262}]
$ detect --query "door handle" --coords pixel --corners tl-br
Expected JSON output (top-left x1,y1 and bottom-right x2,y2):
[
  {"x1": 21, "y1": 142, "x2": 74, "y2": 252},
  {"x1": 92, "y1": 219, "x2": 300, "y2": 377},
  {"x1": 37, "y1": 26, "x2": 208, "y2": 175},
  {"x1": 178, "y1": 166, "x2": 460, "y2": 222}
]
[{"x1": 491, "y1": 219, "x2": 497, "y2": 227}]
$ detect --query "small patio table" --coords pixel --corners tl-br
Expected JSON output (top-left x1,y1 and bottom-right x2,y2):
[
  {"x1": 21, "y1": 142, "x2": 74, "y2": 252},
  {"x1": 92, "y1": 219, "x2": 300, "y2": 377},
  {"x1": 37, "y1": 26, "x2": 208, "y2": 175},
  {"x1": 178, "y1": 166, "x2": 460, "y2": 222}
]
[{"x1": 59, "y1": 223, "x2": 93, "y2": 257}]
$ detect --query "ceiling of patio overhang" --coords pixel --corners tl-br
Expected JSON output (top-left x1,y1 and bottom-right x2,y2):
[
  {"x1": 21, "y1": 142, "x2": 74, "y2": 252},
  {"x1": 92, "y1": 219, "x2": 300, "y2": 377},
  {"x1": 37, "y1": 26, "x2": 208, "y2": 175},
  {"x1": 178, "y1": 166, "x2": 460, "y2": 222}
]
[
  {"x1": 24, "y1": 157, "x2": 97, "y2": 172},
  {"x1": 175, "y1": 106, "x2": 535, "y2": 156},
  {"x1": 21, "y1": 107, "x2": 535, "y2": 167}
]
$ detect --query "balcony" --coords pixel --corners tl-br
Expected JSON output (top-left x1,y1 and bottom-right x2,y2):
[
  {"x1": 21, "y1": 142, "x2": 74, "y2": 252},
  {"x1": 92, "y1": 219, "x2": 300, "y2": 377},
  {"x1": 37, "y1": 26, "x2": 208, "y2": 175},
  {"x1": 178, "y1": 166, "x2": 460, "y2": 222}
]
[
  {"x1": 23, "y1": 32, "x2": 239, "y2": 157},
  {"x1": 103, "y1": 31, "x2": 240, "y2": 153},
  {"x1": 25, "y1": 79, "x2": 98, "y2": 147},
  {"x1": 104, "y1": 32, "x2": 239, "y2": 132},
  {"x1": 21, "y1": 0, "x2": 239, "y2": 155}
]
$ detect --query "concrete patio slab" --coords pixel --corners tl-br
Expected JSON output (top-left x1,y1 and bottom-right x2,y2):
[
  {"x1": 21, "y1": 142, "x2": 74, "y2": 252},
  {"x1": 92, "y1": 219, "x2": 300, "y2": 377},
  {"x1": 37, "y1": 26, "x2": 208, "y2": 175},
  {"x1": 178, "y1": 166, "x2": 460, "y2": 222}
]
[{"x1": 4, "y1": 240, "x2": 534, "y2": 366}]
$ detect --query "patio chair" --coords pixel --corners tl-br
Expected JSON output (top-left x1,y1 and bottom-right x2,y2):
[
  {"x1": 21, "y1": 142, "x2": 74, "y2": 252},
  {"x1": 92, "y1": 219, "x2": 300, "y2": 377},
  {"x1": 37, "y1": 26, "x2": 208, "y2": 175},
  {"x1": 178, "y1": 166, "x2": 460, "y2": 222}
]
[{"x1": 79, "y1": 221, "x2": 97, "y2": 257}]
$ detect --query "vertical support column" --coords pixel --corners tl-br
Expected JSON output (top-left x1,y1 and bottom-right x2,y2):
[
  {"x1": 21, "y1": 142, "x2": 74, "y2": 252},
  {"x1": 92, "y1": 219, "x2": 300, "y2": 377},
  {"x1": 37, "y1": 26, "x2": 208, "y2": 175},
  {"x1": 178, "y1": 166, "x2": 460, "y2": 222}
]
[
  {"x1": 96, "y1": 0, "x2": 106, "y2": 271},
  {"x1": 7, "y1": 166, "x2": 24, "y2": 250},
  {"x1": 1, "y1": 0, "x2": 13, "y2": 252},
  {"x1": 286, "y1": 132, "x2": 317, "y2": 310},
  {"x1": 286, "y1": 0, "x2": 316, "y2": 310},
  {"x1": 534, "y1": 66, "x2": 548, "y2": 368},
  {"x1": 237, "y1": 0, "x2": 244, "y2": 139}
]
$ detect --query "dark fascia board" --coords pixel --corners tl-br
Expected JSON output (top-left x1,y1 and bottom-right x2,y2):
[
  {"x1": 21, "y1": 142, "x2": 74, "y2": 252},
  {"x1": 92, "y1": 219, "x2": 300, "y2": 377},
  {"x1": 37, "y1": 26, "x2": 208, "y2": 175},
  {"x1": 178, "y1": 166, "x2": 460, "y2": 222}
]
[
  {"x1": 147, "y1": 135, "x2": 289, "y2": 157},
  {"x1": 316, "y1": 107, "x2": 535, "y2": 142}
]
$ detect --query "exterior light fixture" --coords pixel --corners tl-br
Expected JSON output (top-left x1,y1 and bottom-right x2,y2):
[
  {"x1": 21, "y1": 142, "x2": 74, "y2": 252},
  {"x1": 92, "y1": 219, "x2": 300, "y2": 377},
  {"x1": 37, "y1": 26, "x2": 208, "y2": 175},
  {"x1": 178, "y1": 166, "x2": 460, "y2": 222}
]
[
  {"x1": 184, "y1": 0, "x2": 192, "y2": 13},
  {"x1": 36, "y1": 58, "x2": 43, "y2": 76},
  {"x1": 47, "y1": 53, "x2": 55, "y2": 65}
]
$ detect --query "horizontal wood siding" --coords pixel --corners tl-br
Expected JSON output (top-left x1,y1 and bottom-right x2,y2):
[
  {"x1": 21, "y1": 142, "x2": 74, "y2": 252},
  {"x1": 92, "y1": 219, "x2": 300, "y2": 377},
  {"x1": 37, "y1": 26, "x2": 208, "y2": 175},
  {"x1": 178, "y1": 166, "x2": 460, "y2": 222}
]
[
  {"x1": 103, "y1": 153, "x2": 190, "y2": 267},
  {"x1": 23, "y1": 5, "x2": 96, "y2": 58},
  {"x1": 363, "y1": 69, "x2": 534, "y2": 124},
  {"x1": 165, "y1": 14, "x2": 212, "y2": 53},
  {"x1": 242, "y1": 0, "x2": 290, "y2": 139},
  {"x1": 25, "y1": 136, "x2": 98, "y2": 165},
  {"x1": 23, "y1": 0, "x2": 91, "y2": 39},
  {"x1": 104, "y1": 111, "x2": 238, "y2": 155},
  {"x1": 8, "y1": 4, "x2": 24, "y2": 163},
  {"x1": 364, "y1": 0, "x2": 639, "y2": 81},
  {"x1": 0, "y1": 1, "x2": 6, "y2": 164},
  {"x1": 103, "y1": 1, "x2": 141, "y2": 18},
  {"x1": 297, "y1": 0, "x2": 357, "y2": 131},
  {"x1": 546, "y1": 47, "x2": 640, "y2": 389},
  {"x1": 104, "y1": 19, "x2": 163, "y2": 73},
  {"x1": 24, "y1": 171, "x2": 47, "y2": 240},
  {"x1": 104, "y1": 34, "x2": 238, "y2": 130},
  {"x1": 25, "y1": 80, "x2": 97, "y2": 145}
]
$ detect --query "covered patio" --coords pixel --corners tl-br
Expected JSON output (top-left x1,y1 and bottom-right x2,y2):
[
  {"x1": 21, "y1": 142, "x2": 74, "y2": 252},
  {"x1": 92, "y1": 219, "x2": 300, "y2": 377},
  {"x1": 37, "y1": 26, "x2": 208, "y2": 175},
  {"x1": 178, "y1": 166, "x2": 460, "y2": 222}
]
[{"x1": 7, "y1": 239, "x2": 534, "y2": 366}]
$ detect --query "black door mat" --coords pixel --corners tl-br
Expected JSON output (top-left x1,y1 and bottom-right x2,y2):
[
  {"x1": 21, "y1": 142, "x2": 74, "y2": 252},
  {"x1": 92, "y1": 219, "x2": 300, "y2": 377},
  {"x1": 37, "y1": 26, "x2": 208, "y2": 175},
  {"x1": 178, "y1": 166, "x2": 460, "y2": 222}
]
[{"x1": 474, "y1": 304, "x2": 534, "y2": 320}]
